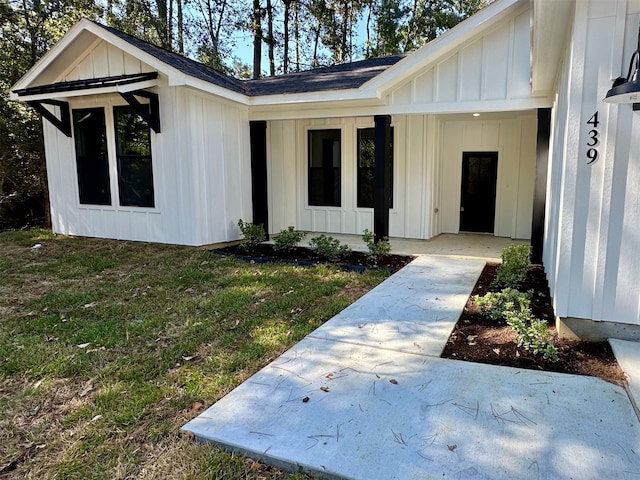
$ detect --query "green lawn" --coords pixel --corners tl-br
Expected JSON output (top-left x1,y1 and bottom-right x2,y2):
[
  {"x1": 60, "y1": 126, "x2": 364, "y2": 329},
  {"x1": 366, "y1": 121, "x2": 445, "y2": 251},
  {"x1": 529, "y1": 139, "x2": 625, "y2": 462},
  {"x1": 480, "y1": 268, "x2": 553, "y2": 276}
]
[{"x1": 0, "y1": 229, "x2": 389, "y2": 479}]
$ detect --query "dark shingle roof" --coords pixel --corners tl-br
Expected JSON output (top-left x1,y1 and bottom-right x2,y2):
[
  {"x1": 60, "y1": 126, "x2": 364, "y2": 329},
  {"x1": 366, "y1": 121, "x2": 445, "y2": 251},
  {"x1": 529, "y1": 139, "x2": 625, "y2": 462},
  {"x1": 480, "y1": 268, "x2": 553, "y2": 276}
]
[
  {"x1": 99, "y1": 23, "x2": 247, "y2": 95},
  {"x1": 245, "y1": 55, "x2": 407, "y2": 95},
  {"x1": 97, "y1": 22, "x2": 406, "y2": 97}
]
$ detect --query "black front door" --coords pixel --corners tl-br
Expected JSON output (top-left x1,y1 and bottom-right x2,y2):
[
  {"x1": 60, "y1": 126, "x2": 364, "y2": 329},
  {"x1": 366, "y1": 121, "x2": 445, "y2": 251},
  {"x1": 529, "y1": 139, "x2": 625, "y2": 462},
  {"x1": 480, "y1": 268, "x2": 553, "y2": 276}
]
[{"x1": 460, "y1": 152, "x2": 498, "y2": 233}]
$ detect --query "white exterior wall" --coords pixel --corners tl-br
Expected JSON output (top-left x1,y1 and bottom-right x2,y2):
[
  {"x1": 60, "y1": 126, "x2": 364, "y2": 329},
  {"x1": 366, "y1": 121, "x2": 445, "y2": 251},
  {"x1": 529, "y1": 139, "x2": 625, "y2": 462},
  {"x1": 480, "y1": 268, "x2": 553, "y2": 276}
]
[
  {"x1": 44, "y1": 39, "x2": 252, "y2": 246},
  {"x1": 440, "y1": 115, "x2": 537, "y2": 238},
  {"x1": 544, "y1": 0, "x2": 640, "y2": 325},
  {"x1": 267, "y1": 115, "x2": 436, "y2": 239},
  {"x1": 266, "y1": 113, "x2": 535, "y2": 240},
  {"x1": 385, "y1": 3, "x2": 539, "y2": 113}
]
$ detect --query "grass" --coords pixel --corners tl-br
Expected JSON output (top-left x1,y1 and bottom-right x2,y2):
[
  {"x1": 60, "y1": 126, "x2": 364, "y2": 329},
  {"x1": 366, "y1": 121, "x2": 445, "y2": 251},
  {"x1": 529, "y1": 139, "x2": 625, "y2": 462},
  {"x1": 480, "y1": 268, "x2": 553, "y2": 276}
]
[{"x1": 0, "y1": 229, "x2": 389, "y2": 479}]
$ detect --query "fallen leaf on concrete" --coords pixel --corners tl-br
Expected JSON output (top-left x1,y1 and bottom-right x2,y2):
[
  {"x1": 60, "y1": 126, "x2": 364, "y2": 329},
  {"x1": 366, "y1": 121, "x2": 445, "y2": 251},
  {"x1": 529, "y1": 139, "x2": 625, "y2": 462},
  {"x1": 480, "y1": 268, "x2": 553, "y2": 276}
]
[
  {"x1": 447, "y1": 444, "x2": 457, "y2": 451},
  {"x1": 302, "y1": 396, "x2": 310, "y2": 403},
  {"x1": 320, "y1": 386, "x2": 329, "y2": 392},
  {"x1": 389, "y1": 379, "x2": 398, "y2": 385}
]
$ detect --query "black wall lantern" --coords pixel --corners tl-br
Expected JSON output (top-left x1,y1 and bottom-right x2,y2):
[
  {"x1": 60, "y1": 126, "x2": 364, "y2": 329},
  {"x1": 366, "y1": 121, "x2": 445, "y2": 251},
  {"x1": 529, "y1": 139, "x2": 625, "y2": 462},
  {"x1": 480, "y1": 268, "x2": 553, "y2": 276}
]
[{"x1": 604, "y1": 22, "x2": 640, "y2": 109}]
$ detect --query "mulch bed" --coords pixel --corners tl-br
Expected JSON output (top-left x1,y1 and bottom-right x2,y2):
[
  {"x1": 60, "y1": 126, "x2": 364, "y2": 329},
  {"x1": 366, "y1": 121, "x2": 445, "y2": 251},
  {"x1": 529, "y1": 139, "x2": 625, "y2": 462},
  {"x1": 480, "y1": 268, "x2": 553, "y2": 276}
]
[
  {"x1": 441, "y1": 264, "x2": 627, "y2": 385},
  {"x1": 214, "y1": 243, "x2": 414, "y2": 273}
]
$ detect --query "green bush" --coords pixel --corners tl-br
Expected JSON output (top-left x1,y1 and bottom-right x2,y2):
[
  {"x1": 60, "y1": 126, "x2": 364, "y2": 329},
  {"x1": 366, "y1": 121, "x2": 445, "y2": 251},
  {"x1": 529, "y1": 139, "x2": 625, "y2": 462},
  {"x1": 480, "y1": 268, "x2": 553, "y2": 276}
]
[
  {"x1": 309, "y1": 235, "x2": 351, "y2": 261},
  {"x1": 237, "y1": 219, "x2": 266, "y2": 250},
  {"x1": 273, "y1": 226, "x2": 306, "y2": 251},
  {"x1": 474, "y1": 288, "x2": 531, "y2": 321},
  {"x1": 504, "y1": 309, "x2": 558, "y2": 361},
  {"x1": 362, "y1": 229, "x2": 391, "y2": 262},
  {"x1": 493, "y1": 244, "x2": 531, "y2": 289}
]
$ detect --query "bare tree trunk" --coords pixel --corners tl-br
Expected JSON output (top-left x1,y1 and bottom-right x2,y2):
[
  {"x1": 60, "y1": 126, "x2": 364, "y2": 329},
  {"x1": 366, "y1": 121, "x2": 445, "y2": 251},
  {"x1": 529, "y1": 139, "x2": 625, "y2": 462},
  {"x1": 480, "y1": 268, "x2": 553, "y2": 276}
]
[
  {"x1": 365, "y1": 0, "x2": 372, "y2": 57},
  {"x1": 266, "y1": 0, "x2": 275, "y2": 76},
  {"x1": 177, "y1": 0, "x2": 184, "y2": 54},
  {"x1": 283, "y1": 0, "x2": 291, "y2": 73},
  {"x1": 252, "y1": 0, "x2": 263, "y2": 78},
  {"x1": 21, "y1": 0, "x2": 50, "y2": 228},
  {"x1": 294, "y1": 0, "x2": 300, "y2": 71}
]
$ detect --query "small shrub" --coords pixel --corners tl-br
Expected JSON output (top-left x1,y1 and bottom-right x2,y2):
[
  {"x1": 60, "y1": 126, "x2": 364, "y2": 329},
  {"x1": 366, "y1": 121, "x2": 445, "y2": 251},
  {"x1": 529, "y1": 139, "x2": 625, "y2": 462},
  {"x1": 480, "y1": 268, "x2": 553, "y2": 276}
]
[
  {"x1": 309, "y1": 234, "x2": 351, "y2": 261},
  {"x1": 504, "y1": 309, "x2": 558, "y2": 361},
  {"x1": 493, "y1": 244, "x2": 531, "y2": 289},
  {"x1": 273, "y1": 226, "x2": 306, "y2": 251},
  {"x1": 237, "y1": 219, "x2": 266, "y2": 250},
  {"x1": 362, "y1": 229, "x2": 391, "y2": 262},
  {"x1": 474, "y1": 288, "x2": 531, "y2": 321}
]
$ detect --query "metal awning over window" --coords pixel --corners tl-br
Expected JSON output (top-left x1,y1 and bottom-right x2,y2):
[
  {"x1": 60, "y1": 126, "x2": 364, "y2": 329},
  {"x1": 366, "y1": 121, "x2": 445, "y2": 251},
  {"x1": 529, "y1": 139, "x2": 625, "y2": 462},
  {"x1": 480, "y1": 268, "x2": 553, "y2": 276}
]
[
  {"x1": 14, "y1": 72, "x2": 161, "y2": 136},
  {"x1": 13, "y1": 72, "x2": 158, "y2": 98}
]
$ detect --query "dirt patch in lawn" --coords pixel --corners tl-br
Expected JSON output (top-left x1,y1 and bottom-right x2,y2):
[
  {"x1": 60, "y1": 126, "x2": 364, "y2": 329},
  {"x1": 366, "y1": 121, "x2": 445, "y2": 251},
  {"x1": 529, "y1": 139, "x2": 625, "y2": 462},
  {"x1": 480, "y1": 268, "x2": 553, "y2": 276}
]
[{"x1": 441, "y1": 264, "x2": 627, "y2": 385}]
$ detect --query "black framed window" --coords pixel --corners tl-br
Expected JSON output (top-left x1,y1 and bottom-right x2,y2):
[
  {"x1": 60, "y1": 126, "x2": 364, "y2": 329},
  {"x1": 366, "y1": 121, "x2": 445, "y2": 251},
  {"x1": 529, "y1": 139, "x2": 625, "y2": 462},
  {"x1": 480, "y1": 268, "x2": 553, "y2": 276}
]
[
  {"x1": 357, "y1": 127, "x2": 393, "y2": 208},
  {"x1": 114, "y1": 106, "x2": 154, "y2": 208},
  {"x1": 308, "y1": 129, "x2": 341, "y2": 207},
  {"x1": 73, "y1": 108, "x2": 111, "y2": 205}
]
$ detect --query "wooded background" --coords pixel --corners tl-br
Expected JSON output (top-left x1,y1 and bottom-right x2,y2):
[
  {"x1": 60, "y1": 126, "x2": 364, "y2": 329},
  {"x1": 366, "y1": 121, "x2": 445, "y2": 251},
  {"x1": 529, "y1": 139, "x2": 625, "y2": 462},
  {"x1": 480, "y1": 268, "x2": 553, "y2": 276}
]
[{"x1": 0, "y1": 0, "x2": 486, "y2": 230}]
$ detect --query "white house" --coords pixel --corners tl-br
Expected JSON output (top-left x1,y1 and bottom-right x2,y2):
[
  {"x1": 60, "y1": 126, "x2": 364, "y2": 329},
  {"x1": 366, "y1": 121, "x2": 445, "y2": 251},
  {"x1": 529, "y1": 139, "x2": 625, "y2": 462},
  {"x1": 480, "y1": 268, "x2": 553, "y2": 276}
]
[{"x1": 9, "y1": 0, "x2": 640, "y2": 341}]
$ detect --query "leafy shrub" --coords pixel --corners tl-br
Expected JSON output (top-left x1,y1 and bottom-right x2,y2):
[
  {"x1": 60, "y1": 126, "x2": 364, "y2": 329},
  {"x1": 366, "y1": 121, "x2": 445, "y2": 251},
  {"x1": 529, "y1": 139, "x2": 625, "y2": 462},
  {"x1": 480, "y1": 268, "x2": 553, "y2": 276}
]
[
  {"x1": 504, "y1": 309, "x2": 558, "y2": 361},
  {"x1": 309, "y1": 234, "x2": 351, "y2": 261},
  {"x1": 362, "y1": 229, "x2": 391, "y2": 262},
  {"x1": 474, "y1": 288, "x2": 531, "y2": 321},
  {"x1": 273, "y1": 226, "x2": 306, "y2": 251},
  {"x1": 493, "y1": 244, "x2": 531, "y2": 289},
  {"x1": 237, "y1": 219, "x2": 265, "y2": 250}
]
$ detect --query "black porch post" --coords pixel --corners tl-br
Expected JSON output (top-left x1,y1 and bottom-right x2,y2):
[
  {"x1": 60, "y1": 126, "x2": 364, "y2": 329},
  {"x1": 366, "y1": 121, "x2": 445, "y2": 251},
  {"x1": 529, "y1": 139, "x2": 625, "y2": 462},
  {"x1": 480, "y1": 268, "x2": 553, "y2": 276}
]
[
  {"x1": 249, "y1": 121, "x2": 269, "y2": 239},
  {"x1": 530, "y1": 108, "x2": 551, "y2": 264},
  {"x1": 374, "y1": 115, "x2": 392, "y2": 243}
]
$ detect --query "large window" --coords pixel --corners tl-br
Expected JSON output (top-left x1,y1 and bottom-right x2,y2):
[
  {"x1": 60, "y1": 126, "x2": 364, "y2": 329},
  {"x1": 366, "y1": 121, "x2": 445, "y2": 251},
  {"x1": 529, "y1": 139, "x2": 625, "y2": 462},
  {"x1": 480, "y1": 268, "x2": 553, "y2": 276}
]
[
  {"x1": 308, "y1": 129, "x2": 341, "y2": 207},
  {"x1": 357, "y1": 127, "x2": 393, "y2": 208},
  {"x1": 73, "y1": 108, "x2": 111, "y2": 205},
  {"x1": 114, "y1": 106, "x2": 154, "y2": 208}
]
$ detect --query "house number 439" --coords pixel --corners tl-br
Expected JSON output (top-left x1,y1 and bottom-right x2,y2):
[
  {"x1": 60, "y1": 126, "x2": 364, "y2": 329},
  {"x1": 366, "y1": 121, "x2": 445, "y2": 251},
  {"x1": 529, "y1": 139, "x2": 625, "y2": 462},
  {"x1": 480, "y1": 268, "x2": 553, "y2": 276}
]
[{"x1": 586, "y1": 111, "x2": 599, "y2": 164}]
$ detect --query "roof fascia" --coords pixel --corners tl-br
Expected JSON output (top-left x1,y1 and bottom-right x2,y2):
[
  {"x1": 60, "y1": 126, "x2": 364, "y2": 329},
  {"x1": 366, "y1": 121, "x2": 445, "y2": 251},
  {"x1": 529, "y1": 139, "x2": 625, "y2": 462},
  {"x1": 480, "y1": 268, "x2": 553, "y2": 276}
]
[
  {"x1": 360, "y1": 0, "x2": 527, "y2": 98},
  {"x1": 248, "y1": 87, "x2": 377, "y2": 106},
  {"x1": 248, "y1": 95, "x2": 552, "y2": 121}
]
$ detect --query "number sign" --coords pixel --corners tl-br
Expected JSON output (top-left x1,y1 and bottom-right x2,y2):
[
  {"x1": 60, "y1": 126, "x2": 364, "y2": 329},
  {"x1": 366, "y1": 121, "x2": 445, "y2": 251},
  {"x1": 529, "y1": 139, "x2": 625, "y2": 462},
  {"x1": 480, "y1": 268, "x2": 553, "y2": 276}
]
[{"x1": 586, "y1": 111, "x2": 599, "y2": 165}]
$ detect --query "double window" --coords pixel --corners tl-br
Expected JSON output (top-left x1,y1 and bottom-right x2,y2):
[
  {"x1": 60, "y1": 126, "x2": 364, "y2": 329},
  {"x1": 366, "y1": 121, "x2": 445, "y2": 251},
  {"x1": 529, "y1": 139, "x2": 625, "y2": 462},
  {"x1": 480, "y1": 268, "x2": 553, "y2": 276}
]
[
  {"x1": 307, "y1": 127, "x2": 393, "y2": 209},
  {"x1": 72, "y1": 105, "x2": 154, "y2": 208}
]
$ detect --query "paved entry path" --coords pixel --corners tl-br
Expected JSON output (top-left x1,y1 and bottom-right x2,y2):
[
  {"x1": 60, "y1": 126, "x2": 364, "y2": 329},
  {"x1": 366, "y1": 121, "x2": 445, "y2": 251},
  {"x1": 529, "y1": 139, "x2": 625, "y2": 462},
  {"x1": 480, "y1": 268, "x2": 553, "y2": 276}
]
[{"x1": 183, "y1": 256, "x2": 640, "y2": 480}]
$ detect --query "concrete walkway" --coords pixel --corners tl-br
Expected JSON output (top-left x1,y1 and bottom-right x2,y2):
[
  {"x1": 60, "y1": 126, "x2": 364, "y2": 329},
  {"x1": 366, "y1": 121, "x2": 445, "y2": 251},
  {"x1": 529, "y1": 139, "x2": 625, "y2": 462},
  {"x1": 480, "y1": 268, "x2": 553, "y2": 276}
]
[{"x1": 183, "y1": 255, "x2": 640, "y2": 480}]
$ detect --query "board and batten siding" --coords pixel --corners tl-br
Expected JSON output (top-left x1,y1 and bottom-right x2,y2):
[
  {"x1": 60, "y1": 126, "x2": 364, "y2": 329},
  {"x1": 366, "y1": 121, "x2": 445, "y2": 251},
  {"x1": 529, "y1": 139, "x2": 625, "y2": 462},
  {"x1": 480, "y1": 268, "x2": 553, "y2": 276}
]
[
  {"x1": 266, "y1": 113, "x2": 535, "y2": 240},
  {"x1": 266, "y1": 115, "x2": 441, "y2": 239},
  {"x1": 42, "y1": 37, "x2": 252, "y2": 245},
  {"x1": 544, "y1": 0, "x2": 640, "y2": 327},
  {"x1": 440, "y1": 115, "x2": 536, "y2": 239},
  {"x1": 385, "y1": 2, "x2": 536, "y2": 113},
  {"x1": 58, "y1": 37, "x2": 154, "y2": 81}
]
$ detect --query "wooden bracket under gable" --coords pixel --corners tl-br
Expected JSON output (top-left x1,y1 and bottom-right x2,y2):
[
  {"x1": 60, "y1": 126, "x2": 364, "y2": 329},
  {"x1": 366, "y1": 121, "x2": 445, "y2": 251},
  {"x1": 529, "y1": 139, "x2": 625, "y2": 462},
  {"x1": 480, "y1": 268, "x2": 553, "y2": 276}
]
[
  {"x1": 27, "y1": 99, "x2": 71, "y2": 137},
  {"x1": 119, "y1": 90, "x2": 161, "y2": 134}
]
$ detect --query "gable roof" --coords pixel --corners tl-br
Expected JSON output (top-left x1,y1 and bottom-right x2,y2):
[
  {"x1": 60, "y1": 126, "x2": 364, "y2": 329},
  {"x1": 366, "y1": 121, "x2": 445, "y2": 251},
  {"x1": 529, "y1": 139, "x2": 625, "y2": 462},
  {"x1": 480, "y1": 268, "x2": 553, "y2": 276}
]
[
  {"x1": 101, "y1": 22, "x2": 406, "y2": 96},
  {"x1": 12, "y1": 20, "x2": 404, "y2": 99}
]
